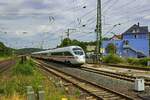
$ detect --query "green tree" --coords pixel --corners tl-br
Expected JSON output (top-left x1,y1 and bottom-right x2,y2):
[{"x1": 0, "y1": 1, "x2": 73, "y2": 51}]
[
  {"x1": 59, "y1": 38, "x2": 87, "y2": 51},
  {"x1": 105, "y1": 43, "x2": 117, "y2": 54},
  {"x1": 0, "y1": 42, "x2": 13, "y2": 56},
  {"x1": 59, "y1": 38, "x2": 71, "y2": 47},
  {"x1": 102, "y1": 37, "x2": 110, "y2": 41}
]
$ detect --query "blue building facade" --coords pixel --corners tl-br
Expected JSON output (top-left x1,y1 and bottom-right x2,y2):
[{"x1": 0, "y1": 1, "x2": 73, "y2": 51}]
[{"x1": 102, "y1": 23, "x2": 150, "y2": 58}]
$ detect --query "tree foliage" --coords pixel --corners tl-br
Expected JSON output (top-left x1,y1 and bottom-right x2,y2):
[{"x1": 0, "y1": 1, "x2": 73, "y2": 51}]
[
  {"x1": 0, "y1": 42, "x2": 13, "y2": 56},
  {"x1": 59, "y1": 38, "x2": 96, "y2": 52},
  {"x1": 105, "y1": 43, "x2": 117, "y2": 54},
  {"x1": 15, "y1": 48, "x2": 43, "y2": 55}
]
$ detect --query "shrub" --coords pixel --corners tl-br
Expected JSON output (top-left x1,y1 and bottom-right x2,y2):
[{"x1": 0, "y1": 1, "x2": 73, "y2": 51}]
[
  {"x1": 127, "y1": 58, "x2": 139, "y2": 65},
  {"x1": 102, "y1": 54, "x2": 124, "y2": 64},
  {"x1": 105, "y1": 43, "x2": 117, "y2": 54},
  {"x1": 127, "y1": 57, "x2": 150, "y2": 66},
  {"x1": 31, "y1": 71, "x2": 44, "y2": 92},
  {"x1": 139, "y1": 58, "x2": 150, "y2": 66},
  {"x1": 13, "y1": 59, "x2": 35, "y2": 76}
]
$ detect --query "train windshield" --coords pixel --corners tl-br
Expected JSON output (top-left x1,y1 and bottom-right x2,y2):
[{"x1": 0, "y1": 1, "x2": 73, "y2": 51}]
[{"x1": 73, "y1": 48, "x2": 84, "y2": 55}]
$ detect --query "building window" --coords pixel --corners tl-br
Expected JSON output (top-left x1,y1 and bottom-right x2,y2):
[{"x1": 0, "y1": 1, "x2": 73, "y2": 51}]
[
  {"x1": 124, "y1": 40, "x2": 129, "y2": 45},
  {"x1": 134, "y1": 35, "x2": 136, "y2": 39}
]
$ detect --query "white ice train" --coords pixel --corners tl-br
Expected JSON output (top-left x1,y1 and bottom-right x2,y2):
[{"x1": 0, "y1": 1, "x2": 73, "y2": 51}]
[{"x1": 31, "y1": 46, "x2": 86, "y2": 65}]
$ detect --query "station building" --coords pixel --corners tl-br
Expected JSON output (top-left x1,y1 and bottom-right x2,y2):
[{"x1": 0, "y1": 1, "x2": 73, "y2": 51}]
[{"x1": 102, "y1": 23, "x2": 150, "y2": 58}]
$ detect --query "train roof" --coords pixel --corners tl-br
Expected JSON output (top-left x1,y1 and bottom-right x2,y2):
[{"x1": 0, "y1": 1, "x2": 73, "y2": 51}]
[{"x1": 32, "y1": 46, "x2": 82, "y2": 54}]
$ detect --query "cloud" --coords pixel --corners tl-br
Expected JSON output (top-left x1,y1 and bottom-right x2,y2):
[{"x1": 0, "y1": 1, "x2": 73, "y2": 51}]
[
  {"x1": 0, "y1": 0, "x2": 150, "y2": 49},
  {"x1": 143, "y1": 15, "x2": 150, "y2": 20}
]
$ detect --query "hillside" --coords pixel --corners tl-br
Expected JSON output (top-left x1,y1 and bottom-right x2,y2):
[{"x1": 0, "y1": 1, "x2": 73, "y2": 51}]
[
  {"x1": 0, "y1": 41, "x2": 44, "y2": 55},
  {"x1": 15, "y1": 48, "x2": 44, "y2": 55},
  {"x1": 0, "y1": 42, "x2": 14, "y2": 56}
]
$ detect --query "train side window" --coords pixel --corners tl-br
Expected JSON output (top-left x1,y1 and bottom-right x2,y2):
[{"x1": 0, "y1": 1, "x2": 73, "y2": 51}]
[
  {"x1": 64, "y1": 52, "x2": 73, "y2": 56},
  {"x1": 51, "y1": 52, "x2": 63, "y2": 56},
  {"x1": 51, "y1": 52, "x2": 54, "y2": 55},
  {"x1": 51, "y1": 52, "x2": 57, "y2": 56},
  {"x1": 42, "y1": 53, "x2": 47, "y2": 56},
  {"x1": 58, "y1": 52, "x2": 63, "y2": 56},
  {"x1": 51, "y1": 52, "x2": 72, "y2": 56}
]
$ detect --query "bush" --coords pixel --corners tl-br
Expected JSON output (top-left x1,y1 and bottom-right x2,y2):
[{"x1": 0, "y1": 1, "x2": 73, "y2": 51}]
[
  {"x1": 13, "y1": 59, "x2": 35, "y2": 76},
  {"x1": 105, "y1": 43, "x2": 117, "y2": 54},
  {"x1": 31, "y1": 71, "x2": 44, "y2": 92},
  {"x1": 102, "y1": 54, "x2": 124, "y2": 64},
  {"x1": 139, "y1": 58, "x2": 150, "y2": 66},
  {"x1": 127, "y1": 58, "x2": 139, "y2": 65},
  {"x1": 127, "y1": 57, "x2": 150, "y2": 66}
]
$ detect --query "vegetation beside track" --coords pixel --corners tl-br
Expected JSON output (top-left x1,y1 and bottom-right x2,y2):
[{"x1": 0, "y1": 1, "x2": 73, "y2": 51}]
[
  {"x1": 0, "y1": 41, "x2": 16, "y2": 62},
  {"x1": 102, "y1": 54, "x2": 125, "y2": 64},
  {"x1": 0, "y1": 58, "x2": 81, "y2": 100},
  {"x1": 0, "y1": 56, "x2": 12, "y2": 61},
  {"x1": 101, "y1": 44, "x2": 150, "y2": 67},
  {"x1": 102, "y1": 54, "x2": 150, "y2": 68}
]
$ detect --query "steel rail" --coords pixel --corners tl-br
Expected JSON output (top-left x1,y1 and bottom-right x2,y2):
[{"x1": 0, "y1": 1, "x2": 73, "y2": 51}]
[
  {"x1": 102, "y1": 63, "x2": 150, "y2": 71},
  {"x1": 0, "y1": 60, "x2": 15, "y2": 73},
  {"x1": 35, "y1": 60, "x2": 135, "y2": 100},
  {"x1": 80, "y1": 67, "x2": 150, "y2": 86}
]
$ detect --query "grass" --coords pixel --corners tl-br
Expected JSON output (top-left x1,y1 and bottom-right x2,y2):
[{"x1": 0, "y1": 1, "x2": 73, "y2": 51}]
[
  {"x1": 13, "y1": 59, "x2": 35, "y2": 76},
  {"x1": 0, "y1": 58, "x2": 80, "y2": 100},
  {"x1": 0, "y1": 56, "x2": 12, "y2": 61}
]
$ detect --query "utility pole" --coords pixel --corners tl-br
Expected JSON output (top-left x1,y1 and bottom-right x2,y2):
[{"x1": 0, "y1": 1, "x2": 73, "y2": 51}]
[
  {"x1": 61, "y1": 34, "x2": 63, "y2": 47},
  {"x1": 96, "y1": 0, "x2": 102, "y2": 63},
  {"x1": 148, "y1": 32, "x2": 150, "y2": 66},
  {"x1": 65, "y1": 28, "x2": 76, "y2": 46},
  {"x1": 67, "y1": 29, "x2": 70, "y2": 39},
  {"x1": 149, "y1": 31, "x2": 150, "y2": 57},
  {"x1": 66, "y1": 29, "x2": 70, "y2": 46}
]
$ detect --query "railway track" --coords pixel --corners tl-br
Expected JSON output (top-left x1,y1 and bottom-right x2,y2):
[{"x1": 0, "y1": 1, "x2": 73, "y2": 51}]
[
  {"x1": 102, "y1": 63, "x2": 150, "y2": 71},
  {"x1": 0, "y1": 59, "x2": 15, "y2": 73},
  {"x1": 35, "y1": 60, "x2": 134, "y2": 100},
  {"x1": 80, "y1": 67, "x2": 150, "y2": 86}
]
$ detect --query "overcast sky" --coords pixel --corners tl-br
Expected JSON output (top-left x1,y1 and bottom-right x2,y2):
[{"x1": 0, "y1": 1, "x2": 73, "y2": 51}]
[{"x1": 0, "y1": 0, "x2": 150, "y2": 49}]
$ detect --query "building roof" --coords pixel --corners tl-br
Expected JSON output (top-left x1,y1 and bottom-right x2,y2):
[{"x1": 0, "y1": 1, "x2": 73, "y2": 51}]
[
  {"x1": 110, "y1": 34, "x2": 122, "y2": 40},
  {"x1": 123, "y1": 23, "x2": 148, "y2": 35}
]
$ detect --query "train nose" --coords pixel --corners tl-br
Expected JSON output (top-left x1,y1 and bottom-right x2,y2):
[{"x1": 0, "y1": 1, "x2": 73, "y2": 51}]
[
  {"x1": 80, "y1": 59, "x2": 85, "y2": 63},
  {"x1": 77, "y1": 56, "x2": 85, "y2": 63}
]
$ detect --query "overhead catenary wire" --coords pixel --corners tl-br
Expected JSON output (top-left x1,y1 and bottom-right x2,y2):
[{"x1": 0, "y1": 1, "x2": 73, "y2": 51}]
[
  {"x1": 1, "y1": 0, "x2": 150, "y2": 48},
  {"x1": 102, "y1": 0, "x2": 119, "y2": 13},
  {"x1": 56, "y1": 0, "x2": 121, "y2": 40},
  {"x1": 106, "y1": 0, "x2": 149, "y2": 16},
  {"x1": 109, "y1": 0, "x2": 137, "y2": 13}
]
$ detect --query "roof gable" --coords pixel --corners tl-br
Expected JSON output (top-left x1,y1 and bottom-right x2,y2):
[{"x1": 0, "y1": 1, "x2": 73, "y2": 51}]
[
  {"x1": 110, "y1": 35, "x2": 122, "y2": 40},
  {"x1": 123, "y1": 23, "x2": 148, "y2": 34}
]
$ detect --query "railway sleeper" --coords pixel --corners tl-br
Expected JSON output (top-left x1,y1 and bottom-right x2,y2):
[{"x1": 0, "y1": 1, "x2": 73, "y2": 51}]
[
  {"x1": 107, "y1": 96, "x2": 124, "y2": 100},
  {"x1": 37, "y1": 61, "x2": 134, "y2": 100},
  {"x1": 90, "y1": 90, "x2": 106, "y2": 93},
  {"x1": 97, "y1": 92, "x2": 114, "y2": 96},
  {"x1": 94, "y1": 92, "x2": 113, "y2": 97},
  {"x1": 82, "y1": 67, "x2": 150, "y2": 86},
  {"x1": 82, "y1": 68, "x2": 134, "y2": 81},
  {"x1": 102, "y1": 94, "x2": 117, "y2": 98}
]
